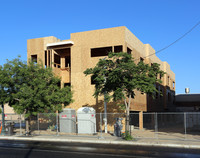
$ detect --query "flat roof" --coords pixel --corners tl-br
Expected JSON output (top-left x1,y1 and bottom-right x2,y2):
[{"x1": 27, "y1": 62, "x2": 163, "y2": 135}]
[
  {"x1": 176, "y1": 94, "x2": 200, "y2": 102},
  {"x1": 46, "y1": 41, "x2": 74, "y2": 47}
]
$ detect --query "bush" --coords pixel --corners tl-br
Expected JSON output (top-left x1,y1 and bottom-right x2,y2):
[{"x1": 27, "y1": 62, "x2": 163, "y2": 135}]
[{"x1": 122, "y1": 131, "x2": 134, "y2": 140}]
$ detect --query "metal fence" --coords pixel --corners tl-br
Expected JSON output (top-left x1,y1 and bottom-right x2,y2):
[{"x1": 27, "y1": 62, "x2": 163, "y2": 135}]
[{"x1": 0, "y1": 112, "x2": 200, "y2": 141}]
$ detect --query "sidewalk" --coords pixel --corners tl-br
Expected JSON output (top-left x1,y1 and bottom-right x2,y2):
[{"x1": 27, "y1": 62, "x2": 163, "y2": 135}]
[{"x1": 0, "y1": 133, "x2": 200, "y2": 149}]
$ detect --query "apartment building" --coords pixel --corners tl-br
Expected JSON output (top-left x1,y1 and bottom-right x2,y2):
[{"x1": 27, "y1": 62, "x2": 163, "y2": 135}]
[{"x1": 27, "y1": 26, "x2": 175, "y2": 115}]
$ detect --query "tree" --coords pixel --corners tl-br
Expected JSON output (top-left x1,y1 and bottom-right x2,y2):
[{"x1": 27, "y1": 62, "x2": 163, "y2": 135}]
[
  {"x1": 0, "y1": 64, "x2": 12, "y2": 135},
  {"x1": 1, "y1": 57, "x2": 73, "y2": 135},
  {"x1": 84, "y1": 52, "x2": 164, "y2": 132}
]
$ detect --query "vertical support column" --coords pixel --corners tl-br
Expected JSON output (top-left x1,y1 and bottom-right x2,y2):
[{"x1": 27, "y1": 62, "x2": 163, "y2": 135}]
[
  {"x1": 61, "y1": 55, "x2": 65, "y2": 69},
  {"x1": 49, "y1": 50, "x2": 51, "y2": 67},
  {"x1": 139, "y1": 111, "x2": 143, "y2": 130},
  {"x1": 123, "y1": 43, "x2": 127, "y2": 52},
  {"x1": 52, "y1": 50, "x2": 54, "y2": 69},
  {"x1": 47, "y1": 50, "x2": 49, "y2": 67}
]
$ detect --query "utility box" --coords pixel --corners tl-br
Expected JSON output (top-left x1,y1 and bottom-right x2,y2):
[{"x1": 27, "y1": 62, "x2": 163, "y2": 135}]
[
  {"x1": 59, "y1": 108, "x2": 76, "y2": 133},
  {"x1": 77, "y1": 107, "x2": 96, "y2": 134}
]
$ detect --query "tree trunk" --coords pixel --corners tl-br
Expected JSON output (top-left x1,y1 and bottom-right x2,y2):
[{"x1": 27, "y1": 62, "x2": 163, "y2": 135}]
[
  {"x1": 25, "y1": 116, "x2": 31, "y2": 136},
  {"x1": 1, "y1": 104, "x2": 5, "y2": 135},
  {"x1": 125, "y1": 94, "x2": 131, "y2": 132}
]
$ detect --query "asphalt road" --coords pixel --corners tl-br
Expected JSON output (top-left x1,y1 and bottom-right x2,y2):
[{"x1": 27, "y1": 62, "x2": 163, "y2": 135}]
[{"x1": 0, "y1": 140, "x2": 200, "y2": 158}]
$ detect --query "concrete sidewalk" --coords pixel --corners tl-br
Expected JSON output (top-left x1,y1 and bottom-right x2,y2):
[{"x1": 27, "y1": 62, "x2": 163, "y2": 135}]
[{"x1": 0, "y1": 134, "x2": 200, "y2": 150}]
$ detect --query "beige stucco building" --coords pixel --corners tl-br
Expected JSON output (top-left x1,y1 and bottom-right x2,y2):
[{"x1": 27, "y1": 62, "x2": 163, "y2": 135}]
[{"x1": 27, "y1": 26, "x2": 175, "y2": 115}]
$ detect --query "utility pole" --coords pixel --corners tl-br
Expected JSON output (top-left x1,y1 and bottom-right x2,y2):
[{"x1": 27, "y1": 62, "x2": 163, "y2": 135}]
[
  {"x1": 104, "y1": 90, "x2": 107, "y2": 133},
  {"x1": 103, "y1": 57, "x2": 107, "y2": 133}
]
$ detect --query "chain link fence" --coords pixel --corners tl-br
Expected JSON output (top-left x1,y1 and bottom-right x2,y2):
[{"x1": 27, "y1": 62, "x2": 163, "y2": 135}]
[{"x1": 0, "y1": 112, "x2": 200, "y2": 140}]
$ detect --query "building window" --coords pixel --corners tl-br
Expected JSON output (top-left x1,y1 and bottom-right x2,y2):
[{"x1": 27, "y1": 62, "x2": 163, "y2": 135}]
[
  {"x1": 127, "y1": 47, "x2": 132, "y2": 54},
  {"x1": 48, "y1": 51, "x2": 51, "y2": 66},
  {"x1": 168, "y1": 76, "x2": 170, "y2": 86},
  {"x1": 31, "y1": 55, "x2": 37, "y2": 63},
  {"x1": 160, "y1": 74, "x2": 162, "y2": 80},
  {"x1": 57, "y1": 81, "x2": 61, "y2": 88},
  {"x1": 65, "y1": 56, "x2": 71, "y2": 67},
  {"x1": 91, "y1": 46, "x2": 112, "y2": 57},
  {"x1": 54, "y1": 54, "x2": 60, "y2": 64},
  {"x1": 114, "y1": 45, "x2": 122, "y2": 53},
  {"x1": 45, "y1": 51, "x2": 47, "y2": 67},
  {"x1": 54, "y1": 54, "x2": 61, "y2": 67},
  {"x1": 173, "y1": 81, "x2": 175, "y2": 89},
  {"x1": 64, "y1": 83, "x2": 71, "y2": 87},
  {"x1": 140, "y1": 57, "x2": 144, "y2": 62}
]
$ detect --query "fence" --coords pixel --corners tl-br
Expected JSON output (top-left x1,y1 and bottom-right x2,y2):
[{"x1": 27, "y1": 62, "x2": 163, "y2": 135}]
[{"x1": 0, "y1": 112, "x2": 200, "y2": 141}]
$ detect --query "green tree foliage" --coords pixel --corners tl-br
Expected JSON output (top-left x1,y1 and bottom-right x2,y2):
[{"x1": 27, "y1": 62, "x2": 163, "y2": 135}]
[
  {"x1": 84, "y1": 52, "x2": 164, "y2": 131},
  {"x1": 0, "y1": 57, "x2": 73, "y2": 134},
  {"x1": 0, "y1": 65, "x2": 11, "y2": 106}
]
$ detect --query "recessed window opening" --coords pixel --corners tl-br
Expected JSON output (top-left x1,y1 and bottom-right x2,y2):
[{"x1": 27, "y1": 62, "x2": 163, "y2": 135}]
[
  {"x1": 57, "y1": 81, "x2": 61, "y2": 88},
  {"x1": 168, "y1": 76, "x2": 170, "y2": 85},
  {"x1": 31, "y1": 55, "x2": 37, "y2": 63},
  {"x1": 173, "y1": 82, "x2": 175, "y2": 89},
  {"x1": 64, "y1": 83, "x2": 71, "y2": 87},
  {"x1": 140, "y1": 57, "x2": 144, "y2": 62},
  {"x1": 45, "y1": 51, "x2": 47, "y2": 67},
  {"x1": 114, "y1": 45, "x2": 122, "y2": 53},
  {"x1": 91, "y1": 46, "x2": 112, "y2": 57},
  {"x1": 160, "y1": 74, "x2": 162, "y2": 80},
  {"x1": 48, "y1": 51, "x2": 51, "y2": 66},
  {"x1": 65, "y1": 56, "x2": 71, "y2": 67},
  {"x1": 127, "y1": 47, "x2": 132, "y2": 54},
  {"x1": 54, "y1": 54, "x2": 61, "y2": 67}
]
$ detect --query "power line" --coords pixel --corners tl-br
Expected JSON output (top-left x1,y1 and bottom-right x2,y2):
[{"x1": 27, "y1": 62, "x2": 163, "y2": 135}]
[{"x1": 134, "y1": 20, "x2": 200, "y2": 61}]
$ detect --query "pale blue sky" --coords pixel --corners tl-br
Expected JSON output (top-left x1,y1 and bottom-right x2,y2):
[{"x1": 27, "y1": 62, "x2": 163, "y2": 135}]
[{"x1": 0, "y1": 0, "x2": 199, "y2": 94}]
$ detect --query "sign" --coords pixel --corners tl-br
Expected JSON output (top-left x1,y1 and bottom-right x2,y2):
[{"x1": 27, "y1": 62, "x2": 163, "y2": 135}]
[{"x1": 61, "y1": 115, "x2": 67, "y2": 118}]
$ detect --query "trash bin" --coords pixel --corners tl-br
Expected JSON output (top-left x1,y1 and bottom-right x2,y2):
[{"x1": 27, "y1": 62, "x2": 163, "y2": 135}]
[
  {"x1": 114, "y1": 118, "x2": 123, "y2": 137},
  {"x1": 6, "y1": 122, "x2": 14, "y2": 136}
]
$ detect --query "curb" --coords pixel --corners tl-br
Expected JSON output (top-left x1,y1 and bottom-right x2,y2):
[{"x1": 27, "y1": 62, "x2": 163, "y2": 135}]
[{"x1": 0, "y1": 136, "x2": 200, "y2": 149}]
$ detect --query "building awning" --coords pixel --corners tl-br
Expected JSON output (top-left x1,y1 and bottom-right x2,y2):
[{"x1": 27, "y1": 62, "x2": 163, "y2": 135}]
[{"x1": 46, "y1": 41, "x2": 74, "y2": 48}]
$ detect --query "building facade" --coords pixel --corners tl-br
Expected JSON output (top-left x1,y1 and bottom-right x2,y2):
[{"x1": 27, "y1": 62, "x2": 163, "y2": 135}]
[
  {"x1": 175, "y1": 94, "x2": 200, "y2": 112},
  {"x1": 27, "y1": 26, "x2": 175, "y2": 114}
]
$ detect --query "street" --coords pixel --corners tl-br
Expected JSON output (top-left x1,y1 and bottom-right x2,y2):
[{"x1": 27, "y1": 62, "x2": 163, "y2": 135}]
[{"x1": 0, "y1": 140, "x2": 200, "y2": 158}]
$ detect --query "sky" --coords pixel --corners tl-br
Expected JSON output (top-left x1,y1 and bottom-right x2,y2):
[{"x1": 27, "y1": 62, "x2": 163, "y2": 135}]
[{"x1": 0, "y1": 0, "x2": 199, "y2": 94}]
